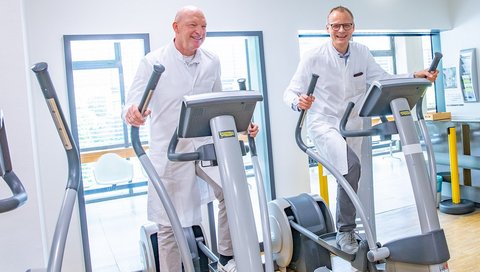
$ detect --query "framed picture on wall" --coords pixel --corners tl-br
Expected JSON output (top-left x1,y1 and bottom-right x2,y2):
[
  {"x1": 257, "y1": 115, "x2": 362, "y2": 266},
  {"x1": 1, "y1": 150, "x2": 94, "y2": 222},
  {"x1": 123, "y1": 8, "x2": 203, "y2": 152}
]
[{"x1": 459, "y1": 48, "x2": 479, "y2": 102}]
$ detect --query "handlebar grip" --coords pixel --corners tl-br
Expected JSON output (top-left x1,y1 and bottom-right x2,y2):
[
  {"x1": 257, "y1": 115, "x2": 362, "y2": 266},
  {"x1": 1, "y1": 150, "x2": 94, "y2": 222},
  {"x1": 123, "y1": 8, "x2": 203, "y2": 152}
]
[
  {"x1": 295, "y1": 73, "x2": 320, "y2": 152},
  {"x1": 307, "y1": 74, "x2": 319, "y2": 96},
  {"x1": 340, "y1": 102, "x2": 355, "y2": 134},
  {"x1": 237, "y1": 78, "x2": 257, "y2": 155},
  {"x1": 340, "y1": 102, "x2": 377, "y2": 137},
  {"x1": 0, "y1": 172, "x2": 28, "y2": 213},
  {"x1": 131, "y1": 64, "x2": 165, "y2": 157},
  {"x1": 428, "y1": 52, "x2": 443, "y2": 72},
  {"x1": 237, "y1": 78, "x2": 247, "y2": 91},
  {"x1": 31, "y1": 62, "x2": 56, "y2": 99},
  {"x1": 416, "y1": 52, "x2": 443, "y2": 119},
  {"x1": 31, "y1": 62, "x2": 77, "y2": 153},
  {"x1": 248, "y1": 135, "x2": 257, "y2": 156},
  {"x1": 138, "y1": 64, "x2": 165, "y2": 114}
]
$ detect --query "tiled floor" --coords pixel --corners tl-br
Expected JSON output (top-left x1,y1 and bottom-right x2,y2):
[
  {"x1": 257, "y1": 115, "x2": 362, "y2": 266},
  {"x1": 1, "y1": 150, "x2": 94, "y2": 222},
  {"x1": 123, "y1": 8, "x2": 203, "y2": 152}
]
[
  {"x1": 85, "y1": 152, "x2": 447, "y2": 271},
  {"x1": 86, "y1": 191, "x2": 147, "y2": 271}
]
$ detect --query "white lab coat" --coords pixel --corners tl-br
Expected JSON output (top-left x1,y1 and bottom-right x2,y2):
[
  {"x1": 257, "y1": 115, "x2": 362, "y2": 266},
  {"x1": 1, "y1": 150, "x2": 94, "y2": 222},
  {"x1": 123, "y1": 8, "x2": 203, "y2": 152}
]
[
  {"x1": 284, "y1": 41, "x2": 405, "y2": 175},
  {"x1": 122, "y1": 41, "x2": 222, "y2": 226}
]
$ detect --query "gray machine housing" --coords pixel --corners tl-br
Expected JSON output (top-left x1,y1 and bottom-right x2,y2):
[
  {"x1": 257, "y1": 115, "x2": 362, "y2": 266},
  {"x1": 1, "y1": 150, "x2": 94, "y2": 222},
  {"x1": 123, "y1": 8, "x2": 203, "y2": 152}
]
[
  {"x1": 140, "y1": 90, "x2": 268, "y2": 272},
  {"x1": 359, "y1": 79, "x2": 450, "y2": 266}
]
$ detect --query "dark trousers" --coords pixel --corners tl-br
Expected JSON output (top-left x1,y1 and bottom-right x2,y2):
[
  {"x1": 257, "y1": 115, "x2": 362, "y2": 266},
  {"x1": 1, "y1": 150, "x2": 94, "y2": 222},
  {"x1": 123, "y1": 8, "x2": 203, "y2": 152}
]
[{"x1": 336, "y1": 145, "x2": 361, "y2": 232}]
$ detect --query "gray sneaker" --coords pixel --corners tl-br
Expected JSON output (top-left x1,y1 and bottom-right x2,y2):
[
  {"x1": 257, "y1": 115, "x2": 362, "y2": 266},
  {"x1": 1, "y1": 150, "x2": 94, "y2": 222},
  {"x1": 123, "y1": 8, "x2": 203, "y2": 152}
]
[{"x1": 336, "y1": 230, "x2": 359, "y2": 254}]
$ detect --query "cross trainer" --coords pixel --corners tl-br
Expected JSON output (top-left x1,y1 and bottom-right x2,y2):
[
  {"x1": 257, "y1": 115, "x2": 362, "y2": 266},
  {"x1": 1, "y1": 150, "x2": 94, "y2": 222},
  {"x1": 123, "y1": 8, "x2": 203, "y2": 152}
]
[
  {"x1": 268, "y1": 75, "x2": 450, "y2": 271},
  {"x1": 134, "y1": 65, "x2": 275, "y2": 271}
]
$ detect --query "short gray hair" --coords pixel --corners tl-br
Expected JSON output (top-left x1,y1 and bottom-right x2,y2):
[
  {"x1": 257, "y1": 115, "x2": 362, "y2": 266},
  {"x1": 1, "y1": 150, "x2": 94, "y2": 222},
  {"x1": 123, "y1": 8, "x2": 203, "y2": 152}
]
[{"x1": 326, "y1": 6, "x2": 354, "y2": 24}]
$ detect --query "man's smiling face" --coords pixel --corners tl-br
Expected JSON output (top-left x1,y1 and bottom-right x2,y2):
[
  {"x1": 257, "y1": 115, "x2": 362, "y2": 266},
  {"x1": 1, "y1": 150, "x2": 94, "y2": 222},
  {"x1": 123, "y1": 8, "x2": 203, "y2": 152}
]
[{"x1": 326, "y1": 10, "x2": 355, "y2": 54}]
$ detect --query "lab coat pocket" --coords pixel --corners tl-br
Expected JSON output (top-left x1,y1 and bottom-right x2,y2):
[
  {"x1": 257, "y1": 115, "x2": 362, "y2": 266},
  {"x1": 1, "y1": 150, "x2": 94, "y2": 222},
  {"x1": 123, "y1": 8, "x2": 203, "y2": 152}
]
[{"x1": 352, "y1": 74, "x2": 367, "y2": 93}]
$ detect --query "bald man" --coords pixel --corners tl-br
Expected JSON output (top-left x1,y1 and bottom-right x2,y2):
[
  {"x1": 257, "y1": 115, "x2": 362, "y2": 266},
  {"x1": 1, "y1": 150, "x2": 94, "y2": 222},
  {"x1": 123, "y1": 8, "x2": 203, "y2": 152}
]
[{"x1": 123, "y1": 6, "x2": 257, "y2": 271}]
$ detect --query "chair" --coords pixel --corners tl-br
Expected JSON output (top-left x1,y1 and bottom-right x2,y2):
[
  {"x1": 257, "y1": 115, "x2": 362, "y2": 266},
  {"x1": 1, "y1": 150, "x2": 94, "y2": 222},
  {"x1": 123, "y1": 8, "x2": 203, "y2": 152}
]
[{"x1": 92, "y1": 153, "x2": 134, "y2": 187}]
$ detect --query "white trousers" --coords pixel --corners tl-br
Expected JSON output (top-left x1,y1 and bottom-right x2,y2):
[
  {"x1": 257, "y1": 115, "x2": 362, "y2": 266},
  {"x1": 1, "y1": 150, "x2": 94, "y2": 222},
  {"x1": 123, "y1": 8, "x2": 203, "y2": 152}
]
[{"x1": 158, "y1": 163, "x2": 232, "y2": 272}]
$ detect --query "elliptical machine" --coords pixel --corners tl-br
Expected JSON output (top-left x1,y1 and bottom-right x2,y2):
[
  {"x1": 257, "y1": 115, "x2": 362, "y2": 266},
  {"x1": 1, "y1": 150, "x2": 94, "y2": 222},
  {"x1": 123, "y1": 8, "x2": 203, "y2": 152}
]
[
  {"x1": 269, "y1": 74, "x2": 450, "y2": 271},
  {"x1": 134, "y1": 65, "x2": 274, "y2": 271}
]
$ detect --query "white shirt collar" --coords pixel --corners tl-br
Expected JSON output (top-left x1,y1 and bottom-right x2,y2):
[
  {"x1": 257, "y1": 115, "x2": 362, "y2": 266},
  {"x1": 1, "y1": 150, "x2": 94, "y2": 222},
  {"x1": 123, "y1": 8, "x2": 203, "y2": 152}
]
[{"x1": 170, "y1": 40, "x2": 201, "y2": 65}]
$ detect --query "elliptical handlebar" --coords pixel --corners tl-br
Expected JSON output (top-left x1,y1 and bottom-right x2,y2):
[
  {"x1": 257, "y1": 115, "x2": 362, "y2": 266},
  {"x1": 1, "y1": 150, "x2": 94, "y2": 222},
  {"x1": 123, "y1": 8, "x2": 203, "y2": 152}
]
[
  {"x1": 31, "y1": 62, "x2": 81, "y2": 272},
  {"x1": 339, "y1": 102, "x2": 379, "y2": 138},
  {"x1": 130, "y1": 64, "x2": 196, "y2": 272},
  {"x1": 416, "y1": 52, "x2": 443, "y2": 121},
  {"x1": 295, "y1": 73, "x2": 319, "y2": 152},
  {"x1": 167, "y1": 131, "x2": 200, "y2": 161},
  {"x1": 237, "y1": 78, "x2": 247, "y2": 91},
  {"x1": 138, "y1": 64, "x2": 165, "y2": 115},
  {"x1": 31, "y1": 62, "x2": 80, "y2": 191},
  {"x1": 428, "y1": 52, "x2": 443, "y2": 73},
  {"x1": 131, "y1": 64, "x2": 165, "y2": 157},
  {"x1": 0, "y1": 112, "x2": 28, "y2": 213},
  {"x1": 237, "y1": 78, "x2": 258, "y2": 156},
  {"x1": 416, "y1": 52, "x2": 443, "y2": 203}
]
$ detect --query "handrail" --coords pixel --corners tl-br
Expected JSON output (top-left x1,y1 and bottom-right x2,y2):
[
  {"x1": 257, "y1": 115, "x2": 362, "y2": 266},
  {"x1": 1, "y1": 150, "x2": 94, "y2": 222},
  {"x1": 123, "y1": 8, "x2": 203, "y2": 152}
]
[{"x1": 129, "y1": 64, "x2": 196, "y2": 272}]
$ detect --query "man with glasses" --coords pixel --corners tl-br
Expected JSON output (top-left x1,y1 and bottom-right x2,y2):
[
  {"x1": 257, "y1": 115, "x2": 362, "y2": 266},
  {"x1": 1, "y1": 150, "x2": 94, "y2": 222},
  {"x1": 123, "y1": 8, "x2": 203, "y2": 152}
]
[{"x1": 284, "y1": 6, "x2": 438, "y2": 254}]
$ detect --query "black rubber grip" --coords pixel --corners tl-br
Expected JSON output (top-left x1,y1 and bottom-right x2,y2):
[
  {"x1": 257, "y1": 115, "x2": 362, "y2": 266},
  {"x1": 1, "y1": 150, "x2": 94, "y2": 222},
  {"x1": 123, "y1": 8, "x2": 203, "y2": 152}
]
[
  {"x1": 429, "y1": 52, "x2": 443, "y2": 72},
  {"x1": 138, "y1": 64, "x2": 165, "y2": 114},
  {"x1": 307, "y1": 74, "x2": 319, "y2": 96}
]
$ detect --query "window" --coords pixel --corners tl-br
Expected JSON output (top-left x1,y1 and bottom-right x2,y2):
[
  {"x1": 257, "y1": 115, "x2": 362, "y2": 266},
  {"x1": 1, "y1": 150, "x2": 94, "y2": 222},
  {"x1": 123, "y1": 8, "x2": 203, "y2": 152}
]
[
  {"x1": 65, "y1": 34, "x2": 150, "y2": 152},
  {"x1": 64, "y1": 34, "x2": 150, "y2": 271},
  {"x1": 203, "y1": 32, "x2": 275, "y2": 200}
]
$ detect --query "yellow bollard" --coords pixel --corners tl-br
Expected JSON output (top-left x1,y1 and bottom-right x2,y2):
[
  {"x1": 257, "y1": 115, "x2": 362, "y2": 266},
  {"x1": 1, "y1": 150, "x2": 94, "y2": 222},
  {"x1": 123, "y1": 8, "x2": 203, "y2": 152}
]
[
  {"x1": 318, "y1": 163, "x2": 329, "y2": 206},
  {"x1": 448, "y1": 127, "x2": 461, "y2": 204},
  {"x1": 439, "y1": 126, "x2": 475, "y2": 214}
]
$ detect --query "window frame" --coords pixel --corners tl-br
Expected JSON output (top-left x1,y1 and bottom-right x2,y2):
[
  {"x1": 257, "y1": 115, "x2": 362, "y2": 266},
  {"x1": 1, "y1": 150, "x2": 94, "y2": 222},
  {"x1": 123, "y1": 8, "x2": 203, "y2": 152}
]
[{"x1": 64, "y1": 33, "x2": 151, "y2": 153}]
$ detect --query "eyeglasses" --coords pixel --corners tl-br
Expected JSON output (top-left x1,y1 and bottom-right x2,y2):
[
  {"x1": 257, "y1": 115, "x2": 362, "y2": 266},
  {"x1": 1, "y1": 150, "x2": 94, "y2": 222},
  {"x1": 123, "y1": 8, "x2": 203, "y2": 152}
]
[{"x1": 328, "y1": 23, "x2": 353, "y2": 31}]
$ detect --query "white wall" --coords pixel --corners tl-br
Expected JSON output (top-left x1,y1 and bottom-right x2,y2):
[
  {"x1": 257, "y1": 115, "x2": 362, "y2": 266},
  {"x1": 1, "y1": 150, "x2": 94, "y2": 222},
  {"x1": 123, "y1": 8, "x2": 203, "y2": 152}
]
[
  {"x1": 0, "y1": 1, "x2": 51, "y2": 271},
  {"x1": 1, "y1": 0, "x2": 452, "y2": 271},
  {"x1": 441, "y1": 0, "x2": 480, "y2": 118}
]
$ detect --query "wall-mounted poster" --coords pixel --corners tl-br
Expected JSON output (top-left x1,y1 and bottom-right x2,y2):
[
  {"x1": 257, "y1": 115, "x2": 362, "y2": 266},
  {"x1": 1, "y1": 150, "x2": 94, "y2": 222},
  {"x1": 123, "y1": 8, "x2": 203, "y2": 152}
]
[
  {"x1": 443, "y1": 66, "x2": 464, "y2": 107},
  {"x1": 459, "y1": 48, "x2": 479, "y2": 102},
  {"x1": 443, "y1": 67, "x2": 457, "y2": 89}
]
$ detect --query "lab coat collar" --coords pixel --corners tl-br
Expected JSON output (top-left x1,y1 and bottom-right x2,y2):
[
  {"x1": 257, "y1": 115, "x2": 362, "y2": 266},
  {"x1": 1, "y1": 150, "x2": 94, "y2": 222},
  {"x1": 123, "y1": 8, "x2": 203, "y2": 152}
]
[
  {"x1": 328, "y1": 41, "x2": 351, "y2": 58},
  {"x1": 328, "y1": 41, "x2": 350, "y2": 65},
  {"x1": 170, "y1": 40, "x2": 202, "y2": 65}
]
